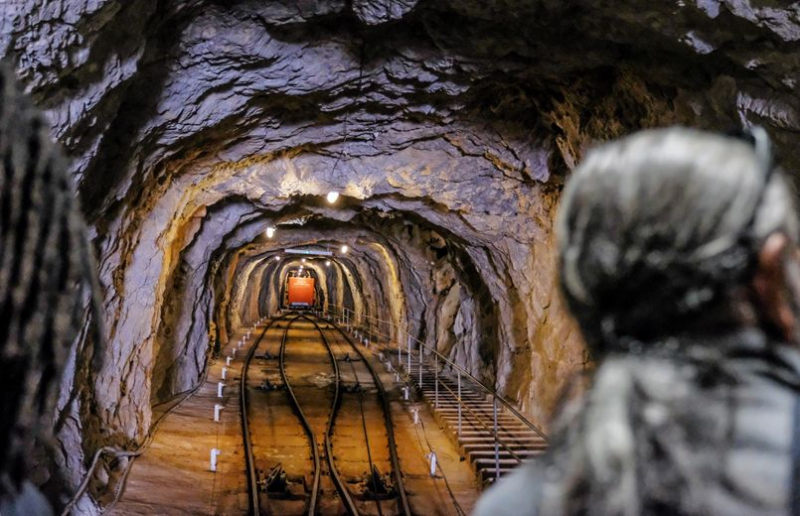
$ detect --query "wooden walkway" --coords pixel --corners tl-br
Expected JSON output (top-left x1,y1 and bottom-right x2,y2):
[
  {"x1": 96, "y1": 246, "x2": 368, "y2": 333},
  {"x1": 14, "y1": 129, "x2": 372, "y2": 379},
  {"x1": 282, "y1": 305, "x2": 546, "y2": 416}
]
[
  {"x1": 111, "y1": 317, "x2": 480, "y2": 515},
  {"x1": 110, "y1": 325, "x2": 255, "y2": 515}
]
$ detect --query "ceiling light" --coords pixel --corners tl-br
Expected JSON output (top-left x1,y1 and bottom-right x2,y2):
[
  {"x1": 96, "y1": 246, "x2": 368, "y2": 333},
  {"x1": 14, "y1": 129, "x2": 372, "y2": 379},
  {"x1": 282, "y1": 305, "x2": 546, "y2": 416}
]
[
  {"x1": 274, "y1": 255, "x2": 280, "y2": 261},
  {"x1": 326, "y1": 191, "x2": 340, "y2": 204},
  {"x1": 340, "y1": 245, "x2": 348, "y2": 254},
  {"x1": 301, "y1": 258, "x2": 307, "y2": 263},
  {"x1": 266, "y1": 226, "x2": 276, "y2": 238},
  {"x1": 325, "y1": 260, "x2": 331, "y2": 266}
]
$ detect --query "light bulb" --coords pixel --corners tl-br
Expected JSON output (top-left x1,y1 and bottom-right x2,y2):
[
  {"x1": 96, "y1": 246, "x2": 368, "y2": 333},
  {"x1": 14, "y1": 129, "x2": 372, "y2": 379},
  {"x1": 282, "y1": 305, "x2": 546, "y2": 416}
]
[
  {"x1": 301, "y1": 258, "x2": 306, "y2": 263},
  {"x1": 327, "y1": 191, "x2": 340, "y2": 204},
  {"x1": 340, "y1": 245, "x2": 348, "y2": 253},
  {"x1": 325, "y1": 260, "x2": 331, "y2": 266},
  {"x1": 266, "y1": 226, "x2": 276, "y2": 238},
  {"x1": 274, "y1": 255, "x2": 280, "y2": 261}
]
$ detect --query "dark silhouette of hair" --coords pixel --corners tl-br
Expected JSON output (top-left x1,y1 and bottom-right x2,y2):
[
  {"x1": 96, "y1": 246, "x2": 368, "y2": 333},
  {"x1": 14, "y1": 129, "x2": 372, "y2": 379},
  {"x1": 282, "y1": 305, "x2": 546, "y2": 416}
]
[
  {"x1": 0, "y1": 62, "x2": 104, "y2": 500},
  {"x1": 548, "y1": 127, "x2": 799, "y2": 515}
]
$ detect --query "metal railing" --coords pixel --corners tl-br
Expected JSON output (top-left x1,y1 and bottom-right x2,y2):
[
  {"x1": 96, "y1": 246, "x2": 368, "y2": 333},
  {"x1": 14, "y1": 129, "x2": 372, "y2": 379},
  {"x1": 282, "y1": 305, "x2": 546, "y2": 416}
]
[{"x1": 313, "y1": 303, "x2": 548, "y2": 481}]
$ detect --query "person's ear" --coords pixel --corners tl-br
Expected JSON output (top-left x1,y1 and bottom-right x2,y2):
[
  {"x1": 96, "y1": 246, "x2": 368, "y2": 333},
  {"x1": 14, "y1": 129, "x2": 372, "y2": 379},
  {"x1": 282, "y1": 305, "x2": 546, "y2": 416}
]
[{"x1": 751, "y1": 232, "x2": 795, "y2": 340}]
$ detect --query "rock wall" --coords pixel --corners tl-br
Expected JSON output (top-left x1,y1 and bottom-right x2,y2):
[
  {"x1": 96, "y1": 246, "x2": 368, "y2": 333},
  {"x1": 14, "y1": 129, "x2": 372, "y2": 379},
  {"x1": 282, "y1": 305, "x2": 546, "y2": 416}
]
[{"x1": 3, "y1": 0, "x2": 800, "y2": 511}]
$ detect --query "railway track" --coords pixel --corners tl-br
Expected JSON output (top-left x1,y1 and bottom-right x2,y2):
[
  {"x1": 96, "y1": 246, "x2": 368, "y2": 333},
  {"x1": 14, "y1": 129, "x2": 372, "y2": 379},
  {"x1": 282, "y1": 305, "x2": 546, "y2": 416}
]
[
  {"x1": 242, "y1": 314, "x2": 411, "y2": 516},
  {"x1": 316, "y1": 317, "x2": 412, "y2": 516}
]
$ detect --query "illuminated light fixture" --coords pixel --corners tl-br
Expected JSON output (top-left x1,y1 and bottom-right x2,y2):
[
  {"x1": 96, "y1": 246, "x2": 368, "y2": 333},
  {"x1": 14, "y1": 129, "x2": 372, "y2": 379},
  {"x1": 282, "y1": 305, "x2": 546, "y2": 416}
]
[
  {"x1": 274, "y1": 255, "x2": 281, "y2": 261},
  {"x1": 301, "y1": 258, "x2": 307, "y2": 263},
  {"x1": 325, "y1": 260, "x2": 331, "y2": 266},
  {"x1": 266, "y1": 226, "x2": 276, "y2": 238},
  {"x1": 340, "y1": 245, "x2": 349, "y2": 254},
  {"x1": 326, "y1": 191, "x2": 340, "y2": 204}
]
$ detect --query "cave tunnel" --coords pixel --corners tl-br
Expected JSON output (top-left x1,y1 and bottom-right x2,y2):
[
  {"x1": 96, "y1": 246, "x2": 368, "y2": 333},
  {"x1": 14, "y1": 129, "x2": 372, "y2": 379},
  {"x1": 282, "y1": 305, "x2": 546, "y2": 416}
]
[{"x1": 2, "y1": 1, "x2": 799, "y2": 515}]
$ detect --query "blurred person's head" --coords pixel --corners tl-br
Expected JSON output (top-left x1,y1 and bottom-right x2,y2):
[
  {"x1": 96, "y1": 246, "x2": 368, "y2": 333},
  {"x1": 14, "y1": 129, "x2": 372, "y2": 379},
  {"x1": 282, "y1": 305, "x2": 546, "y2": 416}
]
[
  {"x1": 545, "y1": 126, "x2": 800, "y2": 515},
  {"x1": 557, "y1": 127, "x2": 800, "y2": 355}
]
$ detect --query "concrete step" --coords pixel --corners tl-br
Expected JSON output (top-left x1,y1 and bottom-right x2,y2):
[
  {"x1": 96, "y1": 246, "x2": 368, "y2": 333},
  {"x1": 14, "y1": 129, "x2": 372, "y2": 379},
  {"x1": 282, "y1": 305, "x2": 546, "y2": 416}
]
[
  {"x1": 440, "y1": 415, "x2": 527, "y2": 425},
  {"x1": 423, "y1": 400, "x2": 494, "y2": 409},
  {"x1": 467, "y1": 450, "x2": 544, "y2": 461},
  {"x1": 457, "y1": 429, "x2": 545, "y2": 438},
  {"x1": 474, "y1": 457, "x2": 528, "y2": 468},
  {"x1": 480, "y1": 468, "x2": 515, "y2": 481},
  {"x1": 462, "y1": 442, "x2": 548, "y2": 452},
  {"x1": 457, "y1": 436, "x2": 545, "y2": 444},
  {"x1": 439, "y1": 416, "x2": 529, "y2": 427},
  {"x1": 444, "y1": 423, "x2": 533, "y2": 434},
  {"x1": 437, "y1": 415, "x2": 517, "y2": 424},
  {"x1": 397, "y1": 355, "x2": 548, "y2": 489}
]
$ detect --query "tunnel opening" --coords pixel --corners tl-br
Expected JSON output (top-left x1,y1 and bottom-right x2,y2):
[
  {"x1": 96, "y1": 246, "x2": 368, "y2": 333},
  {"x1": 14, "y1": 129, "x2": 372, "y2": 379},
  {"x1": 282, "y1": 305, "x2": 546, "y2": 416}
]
[{"x1": 6, "y1": 1, "x2": 796, "y2": 513}]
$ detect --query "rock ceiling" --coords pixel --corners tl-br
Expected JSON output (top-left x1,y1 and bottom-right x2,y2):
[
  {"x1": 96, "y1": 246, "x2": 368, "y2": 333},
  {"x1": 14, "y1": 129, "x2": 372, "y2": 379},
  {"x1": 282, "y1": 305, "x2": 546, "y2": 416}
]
[{"x1": 2, "y1": 0, "x2": 799, "y2": 510}]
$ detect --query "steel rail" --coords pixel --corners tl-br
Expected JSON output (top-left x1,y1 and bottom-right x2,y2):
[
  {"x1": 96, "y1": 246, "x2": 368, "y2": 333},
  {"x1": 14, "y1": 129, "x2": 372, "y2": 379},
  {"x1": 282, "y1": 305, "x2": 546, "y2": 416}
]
[
  {"x1": 301, "y1": 315, "x2": 360, "y2": 516},
  {"x1": 321, "y1": 314, "x2": 413, "y2": 516},
  {"x1": 317, "y1": 318, "x2": 385, "y2": 516},
  {"x1": 241, "y1": 315, "x2": 286, "y2": 516},
  {"x1": 278, "y1": 315, "x2": 327, "y2": 516}
]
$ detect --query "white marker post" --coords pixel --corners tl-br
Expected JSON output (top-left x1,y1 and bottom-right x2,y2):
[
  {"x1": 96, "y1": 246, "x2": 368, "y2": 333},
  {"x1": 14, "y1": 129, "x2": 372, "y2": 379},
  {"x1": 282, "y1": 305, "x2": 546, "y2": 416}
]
[
  {"x1": 226, "y1": 356, "x2": 232, "y2": 366},
  {"x1": 427, "y1": 452, "x2": 437, "y2": 477},
  {"x1": 232, "y1": 348, "x2": 237, "y2": 357},
  {"x1": 210, "y1": 448, "x2": 221, "y2": 472},
  {"x1": 214, "y1": 404, "x2": 223, "y2": 422},
  {"x1": 403, "y1": 386, "x2": 410, "y2": 400},
  {"x1": 413, "y1": 408, "x2": 420, "y2": 425},
  {"x1": 217, "y1": 382, "x2": 225, "y2": 398},
  {"x1": 221, "y1": 367, "x2": 227, "y2": 380}
]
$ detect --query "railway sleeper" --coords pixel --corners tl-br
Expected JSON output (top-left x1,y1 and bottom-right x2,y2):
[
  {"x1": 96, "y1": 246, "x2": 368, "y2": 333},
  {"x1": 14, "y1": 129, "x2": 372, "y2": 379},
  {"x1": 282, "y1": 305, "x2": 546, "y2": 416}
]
[
  {"x1": 338, "y1": 352, "x2": 362, "y2": 363},
  {"x1": 257, "y1": 379, "x2": 283, "y2": 391},
  {"x1": 257, "y1": 465, "x2": 306, "y2": 501},
  {"x1": 353, "y1": 465, "x2": 397, "y2": 501}
]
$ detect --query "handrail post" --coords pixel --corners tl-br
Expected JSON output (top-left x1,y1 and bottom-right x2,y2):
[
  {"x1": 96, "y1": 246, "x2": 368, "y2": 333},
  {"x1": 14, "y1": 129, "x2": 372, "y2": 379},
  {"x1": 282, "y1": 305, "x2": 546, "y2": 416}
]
[
  {"x1": 493, "y1": 395, "x2": 500, "y2": 481},
  {"x1": 434, "y1": 354, "x2": 439, "y2": 409},
  {"x1": 337, "y1": 305, "x2": 545, "y2": 442},
  {"x1": 407, "y1": 334, "x2": 412, "y2": 373},
  {"x1": 398, "y1": 328, "x2": 403, "y2": 364},
  {"x1": 457, "y1": 371, "x2": 462, "y2": 437},
  {"x1": 419, "y1": 348, "x2": 423, "y2": 386}
]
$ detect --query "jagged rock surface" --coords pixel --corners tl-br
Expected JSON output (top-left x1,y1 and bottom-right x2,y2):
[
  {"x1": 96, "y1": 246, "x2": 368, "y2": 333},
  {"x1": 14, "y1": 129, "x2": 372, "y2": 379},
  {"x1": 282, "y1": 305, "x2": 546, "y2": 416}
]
[{"x1": 3, "y1": 0, "x2": 799, "y2": 511}]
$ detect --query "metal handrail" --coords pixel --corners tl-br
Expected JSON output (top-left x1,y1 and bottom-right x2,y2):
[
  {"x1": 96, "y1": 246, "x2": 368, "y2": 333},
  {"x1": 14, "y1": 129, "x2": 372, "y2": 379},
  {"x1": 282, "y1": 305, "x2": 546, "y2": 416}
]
[
  {"x1": 322, "y1": 304, "x2": 547, "y2": 442},
  {"x1": 434, "y1": 378, "x2": 525, "y2": 463}
]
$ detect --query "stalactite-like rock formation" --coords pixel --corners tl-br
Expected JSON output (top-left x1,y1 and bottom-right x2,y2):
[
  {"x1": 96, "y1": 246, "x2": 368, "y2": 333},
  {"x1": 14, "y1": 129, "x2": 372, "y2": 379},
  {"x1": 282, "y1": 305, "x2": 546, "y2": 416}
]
[{"x1": 3, "y1": 0, "x2": 800, "y2": 511}]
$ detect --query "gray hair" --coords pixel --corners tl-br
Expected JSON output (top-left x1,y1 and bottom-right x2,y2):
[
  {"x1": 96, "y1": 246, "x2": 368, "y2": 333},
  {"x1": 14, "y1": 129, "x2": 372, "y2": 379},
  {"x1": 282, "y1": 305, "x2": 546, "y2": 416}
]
[
  {"x1": 541, "y1": 127, "x2": 799, "y2": 515},
  {"x1": 556, "y1": 126, "x2": 798, "y2": 351}
]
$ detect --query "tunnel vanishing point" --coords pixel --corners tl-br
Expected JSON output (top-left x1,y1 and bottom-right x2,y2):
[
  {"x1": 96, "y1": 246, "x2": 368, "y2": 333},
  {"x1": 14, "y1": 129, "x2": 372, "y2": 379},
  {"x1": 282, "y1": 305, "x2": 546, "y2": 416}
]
[{"x1": 3, "y1": 1, "x2": 800, "y2": 515}]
